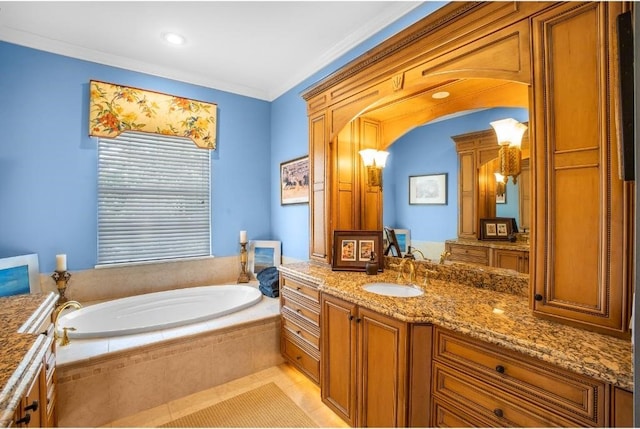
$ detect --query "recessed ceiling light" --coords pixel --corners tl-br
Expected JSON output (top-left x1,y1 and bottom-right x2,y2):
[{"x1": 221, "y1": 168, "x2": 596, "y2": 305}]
[
  {"x1": 162, "y1": 32, "x2": 186, "y2": 46},
  {"x1": 432, "y1": 91, "x2": 450, "y2": 99}
]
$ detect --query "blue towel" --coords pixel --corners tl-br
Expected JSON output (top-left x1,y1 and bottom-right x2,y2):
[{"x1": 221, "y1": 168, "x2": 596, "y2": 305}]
[{"x1": 257, "y1": 266, "x2": 279, "y2": 297}]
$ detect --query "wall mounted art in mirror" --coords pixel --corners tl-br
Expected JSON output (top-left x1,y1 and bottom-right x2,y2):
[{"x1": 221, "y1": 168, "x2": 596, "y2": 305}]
[
  {"x1": 479, "y1": 218, "x2": 518, "y2": 241},
  {"x1": 383, "y1": 227, "x2": 410, "y2": 257},
  {"x1": 332, "y1": 230, "x2": 383, "y2": 272},
  {"x1": 409, "y1": 173, "x2": 447, "y2": 205}
]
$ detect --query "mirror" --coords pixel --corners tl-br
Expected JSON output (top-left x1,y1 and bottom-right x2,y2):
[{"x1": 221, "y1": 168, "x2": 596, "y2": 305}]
[{"x1": 382, "y1": 106, "x2": 529, "y2": 262}]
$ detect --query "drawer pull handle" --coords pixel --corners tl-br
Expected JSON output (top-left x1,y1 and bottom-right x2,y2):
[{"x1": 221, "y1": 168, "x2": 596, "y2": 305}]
[
  {"x1": 534, "y1": 294, "x2": 543, "y2": 301},
  {"x1": 495, "y1": 365, "x2": 505, "y2": 374},
  {"x1": 296, "y1": 309, "x2": 302, "y2": 313},
  {"x1": 16, "y1": 414, "x2": 31, "y2": 425},
  {"x1": 296, "y1": 330, "x2": 302, "y2": 335},
  {"x1": 493, "y1": 408, "x2": 504, "y2": 418},
  {"x1": 296, "y1": 287, "x2": 302, "y2": 291},
  {"x1": 295, "y1": 355, "x2": 302, "y2": 360},
  {"x1": 24, "y1": 400, "x2": 38, "y2": 412}
]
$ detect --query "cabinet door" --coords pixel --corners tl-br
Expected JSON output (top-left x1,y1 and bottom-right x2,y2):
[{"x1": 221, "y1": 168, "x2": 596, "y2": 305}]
[
  {"x1": 357, "y1": 307, "x2": 408, "y2": 428},
  {"x1": 531, "y1": 1, "x2": 631, "y2": 336},
  {"x1": 492, "y1": 249, "x2": 528, "y2": 274},
  {"x1": 457, "y1": 150, "x2": 477, "y2": 238},
  {"x1": 320, "y1": 294, "x2": 357, "y2": 426},
  {"x1": 309, "y1": 112, "x2": 330, "y2": 263}
]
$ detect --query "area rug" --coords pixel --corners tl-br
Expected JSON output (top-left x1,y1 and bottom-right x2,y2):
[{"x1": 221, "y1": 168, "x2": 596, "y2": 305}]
[{"x1": 159, "y1": 382, "x2": 318, "y2": 428}]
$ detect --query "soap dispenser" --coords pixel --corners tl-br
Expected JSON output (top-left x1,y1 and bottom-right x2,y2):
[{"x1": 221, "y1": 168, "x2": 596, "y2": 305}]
[{"x1": 365, "y1": 251, "x2": 378, "y2": 275}]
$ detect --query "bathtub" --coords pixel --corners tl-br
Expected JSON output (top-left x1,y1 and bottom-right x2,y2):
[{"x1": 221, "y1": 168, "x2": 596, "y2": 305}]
[{"x1": 56, "y1": 284, "x2": 263, "y2": 339}]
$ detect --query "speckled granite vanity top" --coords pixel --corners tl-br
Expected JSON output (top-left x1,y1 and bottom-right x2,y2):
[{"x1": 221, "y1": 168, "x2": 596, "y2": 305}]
[
  {"x1": 279, "y1": 261, "x2": 632, "y2": 391},
  {"x1": 446, "y1": 237, "x2": 530, "y2": 251},
  {"x1": 0, "y1": 292, "x2": 58, "y2": 427}
]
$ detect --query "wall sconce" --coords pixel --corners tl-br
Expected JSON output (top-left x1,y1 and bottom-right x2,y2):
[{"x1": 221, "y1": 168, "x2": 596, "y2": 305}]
[
  {"x1": 359, "y1": 149, "x2": 389, "y2": 188},
  {"x1": 490, "y1": 118, "x2": 527, "y2": 184},
  {"x1": 494, "y1": 172, "x2": 507, "y2": 196}
]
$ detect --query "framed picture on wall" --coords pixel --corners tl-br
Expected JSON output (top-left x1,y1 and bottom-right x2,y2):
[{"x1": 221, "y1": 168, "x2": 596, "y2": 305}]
[
  {"x1": 409, "y1": 173, "x2": 447, "y2": 205},
  {"x1": 332, "y1": 230, "x2": 383, "y2": 272},
  {"x1": 249, "y1": 240, "x2": 282, "y2": 275},
  {"x1": 496, "y1": 189, "x2": 506, "y2": 204},
  {"x1": 280, "y1": 156, "x2": 309, "y2": 205}
]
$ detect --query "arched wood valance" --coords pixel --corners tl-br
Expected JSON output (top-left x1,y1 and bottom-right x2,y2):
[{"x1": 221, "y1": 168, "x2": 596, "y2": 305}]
[{"x1": 89, "y1": 80, "x2": 217, "y2": 149}]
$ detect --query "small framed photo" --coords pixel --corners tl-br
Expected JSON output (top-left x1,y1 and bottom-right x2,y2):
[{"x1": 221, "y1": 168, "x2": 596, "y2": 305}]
[
  {"x1": 409, "y1": 173, "x2": 447, "y2": 205},
  {"x1": 496, "y1": 190, "x2": 506, "y2": 204},
  {"x1": 249, "y1": 240, "x2": 282, "y2": 276},
  {"x1": 280, "y1": 156, "x2": 309, "y2": 205},
  {"x1": 332, "y1": 230, "x2": 383, "y2": 272},
  {"x1": 479, "y1": 218, "x2": 517, "y2": 241}
]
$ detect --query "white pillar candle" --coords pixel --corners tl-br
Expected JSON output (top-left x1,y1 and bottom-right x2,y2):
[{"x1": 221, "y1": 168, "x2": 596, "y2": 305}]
[
  {"x1": 240, "y1": 230, "x2": 247, "y2": 243},
  {"x1": 56, "y1": 254, "x2": 67, "y2": 271}
]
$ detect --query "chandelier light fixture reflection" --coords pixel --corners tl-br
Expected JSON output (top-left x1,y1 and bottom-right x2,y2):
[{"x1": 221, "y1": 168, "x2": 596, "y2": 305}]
[
  {"x1": 490, "y1": 118, "x2": 528, "y2": 184},
  {"x1": 359, "y1": 149, "x2": 389, "y2": 188}
]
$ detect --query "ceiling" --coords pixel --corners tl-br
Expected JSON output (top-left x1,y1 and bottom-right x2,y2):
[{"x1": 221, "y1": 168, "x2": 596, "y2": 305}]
[{"x1": 0, "y1": 1, "x2": 425, "y2": 101}]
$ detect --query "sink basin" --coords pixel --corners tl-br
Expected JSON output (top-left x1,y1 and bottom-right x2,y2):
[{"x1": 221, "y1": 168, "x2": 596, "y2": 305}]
[{"x1": 362, "y1": 282, "x2": 424, "y2": 297}]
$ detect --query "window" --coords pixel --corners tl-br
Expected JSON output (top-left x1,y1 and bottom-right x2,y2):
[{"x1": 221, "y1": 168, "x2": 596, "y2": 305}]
[{"x1": 97, "y1": 132, "x2": 211, "y2": 265}]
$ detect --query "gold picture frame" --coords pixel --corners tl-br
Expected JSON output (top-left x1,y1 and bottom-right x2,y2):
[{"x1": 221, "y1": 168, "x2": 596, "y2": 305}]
[{"x1": 332, "y1": 230, "x2": 383, "y2": 272}]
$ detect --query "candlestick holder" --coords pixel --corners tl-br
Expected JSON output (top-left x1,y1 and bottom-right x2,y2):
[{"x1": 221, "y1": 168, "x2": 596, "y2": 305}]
[
  {"x1": 238, "y1": 241, "x2": 250, "y2": 283},
  {"x1": 51, "y1": 270, "x2": 72, "y2": 304}
]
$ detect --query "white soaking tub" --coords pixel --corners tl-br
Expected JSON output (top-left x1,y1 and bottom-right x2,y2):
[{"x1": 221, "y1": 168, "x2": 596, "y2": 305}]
[{"x1": 56, "y1": 284, "x2": 262, "y2": 339}]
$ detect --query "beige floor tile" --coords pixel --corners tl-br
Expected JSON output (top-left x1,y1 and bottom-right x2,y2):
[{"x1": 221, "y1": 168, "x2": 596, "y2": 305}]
[
  {"x1": 108, "y1": 403, "x2": 171, "y2": 428},
  {"x1": 105, "y1": 363, "x2": 348, "y2": 428}
]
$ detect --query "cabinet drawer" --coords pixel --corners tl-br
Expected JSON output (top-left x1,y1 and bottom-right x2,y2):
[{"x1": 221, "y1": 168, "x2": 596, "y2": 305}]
[
  {"x1": 282, "y1": 296, "x2": 320, "y2": 325},
  {"x1": 446, "y1": 244, "x2": 489, "y2": 265},
  {"x1": 281, "y1": 276, "x2": 319, "y2": 303},
  {"x1": 433, "y1": 362, "x2": 577, "y2": 427},
  {"x1": 282, "y1": 317, "x2": 320, "y2": 348},
  {"x1": 282, "y1": 336, "x2": 320, "y2": 383},
  {"x1": 432, "y1": 397, "x2": 493, "y2": 428},
  {"x1": 434, "y1": 328, "x2": 605, "y2": 426}
]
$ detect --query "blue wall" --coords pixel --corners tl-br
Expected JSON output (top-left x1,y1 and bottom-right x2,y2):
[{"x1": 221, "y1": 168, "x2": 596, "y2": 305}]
[
  {"x1": 1, "y1": 2, "x2": 448, "y2": 271},
  {"x1": 383, "y1": 108, "x2": 529, "y2": 242},
  {"x1": 0, "y1": 42, "x2": 271, "y2": 272}
]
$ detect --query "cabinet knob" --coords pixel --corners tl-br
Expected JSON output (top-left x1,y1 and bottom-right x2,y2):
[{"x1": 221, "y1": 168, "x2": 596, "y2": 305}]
[
  {"x1": 348, "y1": 315, "x2": 354, "y2": 321},
  {"x1": 355, "y1": 317, "x2": 362, "y2": 323},
  {"x1": 495, "y1": 365, "x2": 505, "y2": 374},
  {"x1": 534, "y1": 294, "x2": 543, "y2": 301},
  {"x1": 24, "y1": 400, "x2": 38, "y2": 412},
  {"x1": 493, "y1": 408, "x2": 504, "y2": 418},
  {"x1": 295, "y1": 355, "x2": 302, "y2": 360}
]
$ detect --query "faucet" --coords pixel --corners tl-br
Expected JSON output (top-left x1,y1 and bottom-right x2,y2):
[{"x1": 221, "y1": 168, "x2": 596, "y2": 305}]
[
  {"x1": 397, "y1": 258, "x2": 416, "y2": 284},
  {"x1": 439, "y1": 250, "x2": 451, "y2": 265},
  {"x1": 404, "y1": 246, "x2": 426, "y2": 260},
  {"x1": 53, "y1": 300, "x2": 82, "y2": 346}
]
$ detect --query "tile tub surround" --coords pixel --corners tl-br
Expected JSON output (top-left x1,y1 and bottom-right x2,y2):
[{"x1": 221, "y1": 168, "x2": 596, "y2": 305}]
[
  {"x1": 0, "y1": 292, "x2": 58, "y2": 427},
  {"x1": 279, "y1": 262, "x2": 632, "y2": 391},
  {"x1": 56, "y1": 293, "x2": 283, "y2": 427},
  {"x1": 38, "y1": 255, "x2": 240, "y2": 303}
]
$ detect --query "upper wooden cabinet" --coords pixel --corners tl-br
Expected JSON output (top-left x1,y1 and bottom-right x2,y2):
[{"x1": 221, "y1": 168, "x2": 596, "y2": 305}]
[
  {"x1": 302, "y1": 1, "x2": 633, "y2": 337},
  {"x1": 530, "y1": 1, "x2": 633, "y2": 337}
]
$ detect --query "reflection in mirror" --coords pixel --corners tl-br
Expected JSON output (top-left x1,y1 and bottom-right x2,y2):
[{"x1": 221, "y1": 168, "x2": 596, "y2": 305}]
[{"x1": 382, "y1": 107, "x2": 528, "y2": 262}]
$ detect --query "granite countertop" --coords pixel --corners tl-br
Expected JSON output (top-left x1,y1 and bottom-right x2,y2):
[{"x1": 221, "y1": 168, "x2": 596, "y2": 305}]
[
  {"x1": 279, "y1": 262, "x2": 633, "y2": 391},
  {"x1": 446, "y1": 237, "x2": 530, "y2": 251},
  {"x1": 0, "y1": 292, "x2": 58, "y2": 427}
]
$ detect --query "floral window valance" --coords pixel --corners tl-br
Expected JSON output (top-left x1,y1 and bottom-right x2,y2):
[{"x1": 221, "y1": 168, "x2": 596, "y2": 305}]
[{"x1": 89, "y1": 80, "x2": 217, "y2": 149}]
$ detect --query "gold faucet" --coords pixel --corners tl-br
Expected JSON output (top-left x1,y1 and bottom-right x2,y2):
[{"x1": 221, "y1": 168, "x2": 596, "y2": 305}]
[
  {"x1": 439, "y1": 250, "x2": 451, "y2": 265},
  {"x1": 397, "y1": 258, "x2": 416, "y2": 284},
  {"x1": 53, "y1": 300, "x2": 82, "y2": 346}
]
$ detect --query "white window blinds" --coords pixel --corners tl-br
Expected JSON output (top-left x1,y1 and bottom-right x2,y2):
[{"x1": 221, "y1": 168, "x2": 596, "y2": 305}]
[{"x1": 97, "y1": 132, "x2": 211, "y2": 265}]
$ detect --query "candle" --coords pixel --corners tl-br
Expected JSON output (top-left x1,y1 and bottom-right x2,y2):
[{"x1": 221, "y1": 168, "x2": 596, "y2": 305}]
[
  {"x1": 240, "y1": 230, "x2": 247, "y2": 243},
  {"x1": 56, "y1": 254, "x2": 67, "y2": 272}
]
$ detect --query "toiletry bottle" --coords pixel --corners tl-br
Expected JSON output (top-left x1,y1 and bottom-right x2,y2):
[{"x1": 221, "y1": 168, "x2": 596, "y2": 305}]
[{"x1": 366, "y1": 251, "x2": 378, "y2": 275}]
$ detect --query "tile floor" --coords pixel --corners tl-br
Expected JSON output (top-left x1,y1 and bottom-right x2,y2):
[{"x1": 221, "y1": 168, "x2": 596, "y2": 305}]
[{"x1": 103, "y1": 363, "x2": 349, "y2": 428}]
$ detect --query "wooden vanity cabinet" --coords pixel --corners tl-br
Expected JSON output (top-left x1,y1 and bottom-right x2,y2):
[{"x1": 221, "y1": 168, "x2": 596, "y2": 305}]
[
  {"x1": 13, "y1": 365, "x2": 42, "y2": 428},
  {"x1": 320, "y1": 293, "x2": 432, "y2": 427},
  {"x1": 432, "y1": 327, "x2": 607, "y2": 427},
  {"x1": 279, "y1": 272, "x2": 321, "y2": 384},
  {"x1": 492, "y1": 248, "x2": 529, "y2": 274},
  {"x1": 446, "y1": 242, "x2": 490, "y2": 266},
  {"x1": 530, "y1": 1, "x2": 633, "y2": 337}
]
